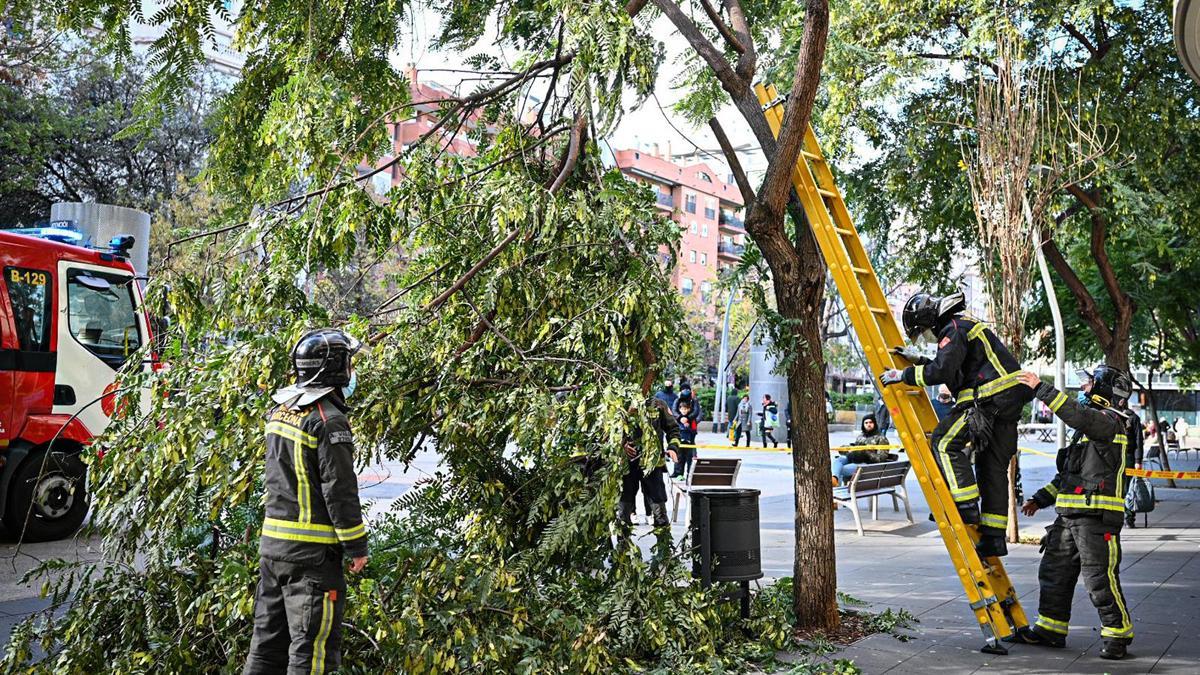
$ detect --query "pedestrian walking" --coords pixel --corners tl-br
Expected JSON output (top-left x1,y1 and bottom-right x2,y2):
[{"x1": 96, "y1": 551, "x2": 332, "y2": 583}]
[
  {"x1": 733, "y1": 394, "x2": 753, "y2": 446},
  {"x1": 759, "y1": 394, "x2": 779, "y2": 448}
]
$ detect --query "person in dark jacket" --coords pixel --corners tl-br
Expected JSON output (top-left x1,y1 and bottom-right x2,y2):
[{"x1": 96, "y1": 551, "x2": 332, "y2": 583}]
[
  {"x1": 931, "y1": 385, "x2": 955, "y2": 421},
  {"x1": 672, "y1": 399, "x2": 698, "y2": 478},
  {"x1": 759, "y1": 394, "x2": 779, "y2": 448},
  {"x1": 673, "y1": 384, "x2": 698, "y2": 418},
  {"x1": 1006, "y1": 366, "x2": 1134, "y2": 660},
  {"x1": 655, "y1": 379, "x2": 678, "y2": 412},
  {"x1": 881, "y1": 291, "x2": 1032, "y2": 558},
  {"x1": 245, "y1": 329, "x2": 369, "y2": 675},
  {"x1": 619, "y1": 398, "x2": 682, "y2": 548},
  {"x1": 831, "y1": 414, "x2": 893, "y2": 485},
  {"x1": 733, "y1": 394, "x2": 753, "y2": 446}
]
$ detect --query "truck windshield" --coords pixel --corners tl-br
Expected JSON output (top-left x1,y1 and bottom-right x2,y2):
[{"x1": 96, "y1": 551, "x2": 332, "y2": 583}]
[{"x1": 66, "y1": 269, "x2": 142, "y2": 369}]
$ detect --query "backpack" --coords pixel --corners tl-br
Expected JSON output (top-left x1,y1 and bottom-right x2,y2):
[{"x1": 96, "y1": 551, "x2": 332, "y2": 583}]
[{"x1": 1125, "y1": 476, "x2": 1155, "y2": 515}]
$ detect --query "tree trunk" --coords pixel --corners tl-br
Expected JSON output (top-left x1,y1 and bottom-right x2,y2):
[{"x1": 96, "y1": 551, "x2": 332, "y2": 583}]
[{"x1": 777, "y1": 268, "x2": 838, "y2": 630}]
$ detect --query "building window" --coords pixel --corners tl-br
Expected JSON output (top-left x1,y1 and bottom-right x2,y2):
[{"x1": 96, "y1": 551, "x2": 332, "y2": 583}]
[
  {"x1": 685, "y1": 193, "x2": 697, "y2": 214},
  {"x1": 704, "y1": 199, "x2": 716, "y2": 220},
  {"x1": 681, "y1": 277, "x2": 694, "y2": 295},
  {"x1": 701, "y1": 224, "x2": 708, "y2": 237},
  {"x1": 700, "y1": 281, "x2": 713, "y2": 302},
  {"x1": 698, "y1": 171, "x2": 712, "y2": 182},
  {"x1": 690, "y1": 222, "x2": 697, "y2": 234},
  {"x1": 690, "y1": 250, "x2": 697, "y2": 263},
  {"x1": 700, "y1": 253, "x2": 708, "y2": 266}
]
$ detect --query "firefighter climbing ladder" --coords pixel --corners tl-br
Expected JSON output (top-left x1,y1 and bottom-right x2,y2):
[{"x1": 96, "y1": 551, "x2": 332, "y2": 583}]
[{"x1": 755, "y1": 83, "x2": 1028, "y2": 654}]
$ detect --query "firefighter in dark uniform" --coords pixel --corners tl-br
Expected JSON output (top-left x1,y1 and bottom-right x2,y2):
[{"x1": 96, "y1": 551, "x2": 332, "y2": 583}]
[
  {"x1": 618, "y1": 398, "x2": 682, "y2": 548},
  {"x1": 244, "y1": 329, "x2": 369, "y2": 675},
  {"x1": 881, "y1": 292, "x2": 1032, "y2": 558},
  {"x1": 1006, "y1": 366, "x2": 1135, "y2": 660}
]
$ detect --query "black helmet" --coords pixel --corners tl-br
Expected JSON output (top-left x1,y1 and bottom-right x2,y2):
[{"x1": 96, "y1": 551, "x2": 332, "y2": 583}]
[
  {"x1": 902, "y1": 292, "x2": 966, "y2": 340},
  {"x1": 1087, "y1": 364, "x2": 1132, "y2": 408},
  {"x1": 291, "y1": 329, "x2": 361, "y2": 387}
]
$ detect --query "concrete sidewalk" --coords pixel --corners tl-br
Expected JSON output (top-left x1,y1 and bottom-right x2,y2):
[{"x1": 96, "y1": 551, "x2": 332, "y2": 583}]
[{"x1": 3, "y1": 428, "x2": 1198, "y2": 674}]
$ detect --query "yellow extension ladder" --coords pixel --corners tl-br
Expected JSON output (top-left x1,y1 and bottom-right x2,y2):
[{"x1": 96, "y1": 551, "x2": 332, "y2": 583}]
[{"x1": 755, "y1": 83, "x2": 1028, "y2": 654}]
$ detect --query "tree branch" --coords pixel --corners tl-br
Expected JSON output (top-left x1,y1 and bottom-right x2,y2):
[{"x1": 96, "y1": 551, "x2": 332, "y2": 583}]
[
  {"x1": 650, "y1": 0, "x2": 740, "y2": 91},
  {"x1": 725, "y1": 0, "x2": 756, "y2": 79},
  {"x1": 699, "y1": 0, "x2": 744, "y2": 54},
  {"x1": 708, "y1": 116, "x2": 754, "y2": 204},
  {"x1": 547, "y1": 114, "x2": 587, "y2": 193},
  {"x1": 759, "y1": 0, "x2": 829, "y2": 214},
  {"x1": 1038, "y1": 211, "x2": 1113, "y2": 351},
  {"x1": 1062, "y1": 21, "x2": 1099, "y2": 59}
]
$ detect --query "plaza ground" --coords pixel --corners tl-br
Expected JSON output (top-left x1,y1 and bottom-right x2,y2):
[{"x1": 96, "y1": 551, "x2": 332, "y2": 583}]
[{"x1": 3, "y1": 429, "x2": 1198, "y2": 673}]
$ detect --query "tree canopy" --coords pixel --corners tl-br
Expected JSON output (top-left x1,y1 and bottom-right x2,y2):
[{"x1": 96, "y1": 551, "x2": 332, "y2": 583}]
[{"x1": 817, "y1": 0, "x2": 1200, "y2": 374}]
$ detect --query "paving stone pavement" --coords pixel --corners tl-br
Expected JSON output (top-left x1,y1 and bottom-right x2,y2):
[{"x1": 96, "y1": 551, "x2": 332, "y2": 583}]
[{"x1": 2, "y1": 429, "x2": 1197, "y2": 674}]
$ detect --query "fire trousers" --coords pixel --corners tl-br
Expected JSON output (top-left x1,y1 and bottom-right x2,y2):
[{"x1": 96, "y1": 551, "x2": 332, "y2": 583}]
[
  {"x1": 1033, "y1": 515, "x2": 1134, "y2": 644},
  {"x1": 929, "y1": 392, "x2": 1024, "y2": 536},
  {"x1": 244, "y1": 554, "x2": 346, "y2": 675}
]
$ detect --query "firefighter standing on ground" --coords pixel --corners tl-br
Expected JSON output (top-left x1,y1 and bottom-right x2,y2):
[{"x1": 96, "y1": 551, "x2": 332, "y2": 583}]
[
  {"x1": 880, "y1": 292, "x2": 1031, "y2": 558},
  {"x1": 1006, "y1": 366, "x2": 1135, "y2": 660},
  {"x1": 244, "y1": 329, "x2": 369, "y2": 675}
]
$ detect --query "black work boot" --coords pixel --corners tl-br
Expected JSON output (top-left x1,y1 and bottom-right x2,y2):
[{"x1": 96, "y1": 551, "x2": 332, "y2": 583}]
[
  {"x1": 976, "y1": 534, "x2": 1009, "y2": 558},
  {"x1": 1099, "y1": 640, "x2": 1129, "y2": 660},
  {"x1": 1003, "y1": 625, "x2": 1065, "y2": 648}
]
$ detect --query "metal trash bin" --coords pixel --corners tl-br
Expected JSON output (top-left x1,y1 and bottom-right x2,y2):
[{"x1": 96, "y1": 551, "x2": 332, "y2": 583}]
[{"x1": 691, "y1": 488, "x2": 763, "y2": 584}]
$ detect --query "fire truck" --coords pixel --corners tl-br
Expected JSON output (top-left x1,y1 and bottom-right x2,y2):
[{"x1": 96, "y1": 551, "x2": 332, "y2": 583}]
[{"x1": 0, "y1": 230, "x2": 153, "y2": 541}]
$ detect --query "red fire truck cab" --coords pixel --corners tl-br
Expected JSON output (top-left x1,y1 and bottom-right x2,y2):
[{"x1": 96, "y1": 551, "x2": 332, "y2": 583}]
[{"x1": 0, "y1": 230, "x2": 152, "y2": 541}]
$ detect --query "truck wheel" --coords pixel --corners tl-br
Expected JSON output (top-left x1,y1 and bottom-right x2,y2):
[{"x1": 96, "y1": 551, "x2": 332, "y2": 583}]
[{"x1": 2, "y1": 448, "x2": 88, "y2": 542}]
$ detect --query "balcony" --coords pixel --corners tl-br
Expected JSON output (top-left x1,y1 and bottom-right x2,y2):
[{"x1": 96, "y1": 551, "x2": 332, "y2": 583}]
[
  {"x1": 719, "y1": 212, "x2": 745, "y2": 230},
  {"x1": 718, "y1": 242, "x2": 745, "y2": 257},
  {"x1": 656, "y1": 191, "x2": 673, "y2": 208}
]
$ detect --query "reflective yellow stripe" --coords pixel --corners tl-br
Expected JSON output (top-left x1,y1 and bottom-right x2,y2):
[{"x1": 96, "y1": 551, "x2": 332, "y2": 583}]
[
  {"x1": 914, "y1": 365, "x2": 926, "y2": 387},
  {"x1": 266, "y1": 421, "x2": 317, "y2": 446},
  {"x1": 1036, "y1": 614, "x2": 1070, "y2": 634},
  {"x1": 1115, "y1": 435, "x2": 1127, "y2": 510},
  {"x1": 955, "y1": 371, "x2": 1023, "y2": 403},
  {"x1": 312, "y1": 590, "x2": 334, "y2": 674},
  {"x1": 1103, "y1": 537, "x2": 1133, "y2": 639},
  {"x1": 1049, "y1": 392, "x2": 1068, "y2": 412},
  {"x1": 981, "y1": 512, "x2": 1008, "y2": 529},
  {"x1": 335, "y1": 523, "x2": 366, "y2": 541},
  {"x1": 937, "y1": 413, "x2": 969, "y2": 497},
  {"x1": 264, "y1": 517, "x2": 334, "y2": 533},
  {"x1": 968, "y1": 322, "x2": 1009, "y2": 376},
  {"x1": 1054, "y1": 494, "x2": 1125, "y2": 511},
  {"x1": 266, "y1": 420, "x2": 317, "y2": 523},
  {"x1": 951, "y1": 484, "x2": 980, "y2": 501},
  {"x1": 262, "y1": 527, "x2": 338, "y2": 544}
]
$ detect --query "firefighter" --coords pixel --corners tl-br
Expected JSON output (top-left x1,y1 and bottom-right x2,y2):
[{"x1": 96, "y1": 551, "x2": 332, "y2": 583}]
[
  {"x1": 880, "y1": 292, "x2": 1031, "y2": 558},
  {"x1": 618, "y1": 397, "x2": 682, "y2": 549},
  {"x1": 244, "y1": 329, "x2": 369, "y2": 675},
  {"x1": 1006, "y1": 366, "x2": 1135, "y2": 660}
]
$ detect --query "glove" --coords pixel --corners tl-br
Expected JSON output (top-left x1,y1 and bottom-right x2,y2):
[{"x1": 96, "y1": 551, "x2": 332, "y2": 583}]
[
  {"x1": 892, "y1": 346, "x2": 930, "y2": 365},
  {"x1": 880, "y1": 369, "x2": 904, "y2": 387}
]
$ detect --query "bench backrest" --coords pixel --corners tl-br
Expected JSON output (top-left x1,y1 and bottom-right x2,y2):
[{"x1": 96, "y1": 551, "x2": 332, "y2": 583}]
[
  {"x1": 688, "y1": 457, "x2": 740, "y2": 488},
  {"x1": 849, "y1": 461, "x2": 910, "y2": 492}
]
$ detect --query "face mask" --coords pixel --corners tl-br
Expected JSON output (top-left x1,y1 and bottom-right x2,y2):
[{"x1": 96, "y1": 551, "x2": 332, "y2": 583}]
[
  {"x1": 1077, "y1": 391, "x2": 1090, "y2": 405},
  {"x1": 342, "y1": 370, "x2": 357, "y2": 399}
]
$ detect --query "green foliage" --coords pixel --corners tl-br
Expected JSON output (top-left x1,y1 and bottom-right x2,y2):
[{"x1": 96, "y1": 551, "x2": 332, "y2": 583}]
[
  {"x1": 812, "y1": 0, "x2": 1200, "y2": 371},
  {"x1": 0, "y1": 46, "x2": 217, "y2": 226},
  {"x1": 830, "y1": 392, "x2": 872, "y2": 411}
]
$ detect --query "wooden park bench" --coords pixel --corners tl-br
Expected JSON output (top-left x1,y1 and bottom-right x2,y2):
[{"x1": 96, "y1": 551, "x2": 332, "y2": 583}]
[
  {"x1": 671, "y1": 457, "x2": 741, "y2": 523},
  {"x1": 833, "y1": 460, "x2": 914, "y2": 536}
]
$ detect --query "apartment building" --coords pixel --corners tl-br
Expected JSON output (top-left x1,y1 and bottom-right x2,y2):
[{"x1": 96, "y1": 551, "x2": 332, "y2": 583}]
[{"x1": 613, "y1": 147, "x2": 746, "y2": 323}]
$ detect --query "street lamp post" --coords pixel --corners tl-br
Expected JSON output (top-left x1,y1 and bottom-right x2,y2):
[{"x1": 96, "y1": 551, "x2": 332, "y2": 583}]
[
  {"x1": 713, "y1": 287, "x2": 737, "y2": 432},
  {"x1": 1022, "y1": 193, "x2": 1066, "y2": 449}
]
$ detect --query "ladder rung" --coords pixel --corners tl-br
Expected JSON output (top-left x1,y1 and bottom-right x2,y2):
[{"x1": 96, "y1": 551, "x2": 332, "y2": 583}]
[
  {"x1": 850, "y1": 266, "x2": 870, "y2": 275},
  {"x1": 868, "y1": 306, "x2": 889, "y2": 315},
  {"x1": 801, "y1": 150, "x2": 823, "y2": 161},
  {"x1": 816, "y1": 188, "x2": 837, "y2": 198},
  {"x1": 834, "y1": 227, "x2": 854, "y2": 236}
]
